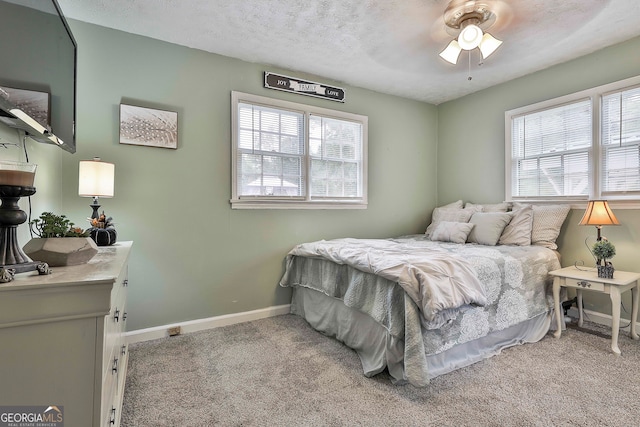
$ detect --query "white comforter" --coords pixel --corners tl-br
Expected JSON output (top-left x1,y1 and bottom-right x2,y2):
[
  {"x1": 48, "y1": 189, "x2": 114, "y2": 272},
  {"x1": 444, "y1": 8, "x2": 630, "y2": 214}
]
[{"x1": 285, "y1": 238, "x2": 488, "y2": 328}]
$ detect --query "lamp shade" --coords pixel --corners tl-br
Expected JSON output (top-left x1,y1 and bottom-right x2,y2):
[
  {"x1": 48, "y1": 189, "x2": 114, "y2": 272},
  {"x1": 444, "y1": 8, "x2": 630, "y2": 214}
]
[
  {"x1": 579, "y1": 200, "x2": 620, "y2": 226},
  {"x1": 439, "y1": 39, "x2": 463, "y2": 64},
  {"x1": 78, "y1": 158, "x2": 115, "y2": 198},
  {"x1": 478, "y1": 33, "x2": 503, "y2": 59}
]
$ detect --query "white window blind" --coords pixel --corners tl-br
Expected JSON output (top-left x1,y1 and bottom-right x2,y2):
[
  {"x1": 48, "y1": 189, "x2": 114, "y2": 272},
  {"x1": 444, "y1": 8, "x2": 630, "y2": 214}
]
[
  {"x1": 309, "y1": 115, "x2": 363, "y2": 199},
  {"x1": 237, "y1": 102, "x2": 305, "y2": 198},
  {"x1": 601, "y1": 86, "x2": 640, "y2": 196},
  {"x1": 511, "y1": 99, "x2": 592, "y2": 199},
  {"x1": 231, "y1": 91, "x2": 368, "y2": 209}
]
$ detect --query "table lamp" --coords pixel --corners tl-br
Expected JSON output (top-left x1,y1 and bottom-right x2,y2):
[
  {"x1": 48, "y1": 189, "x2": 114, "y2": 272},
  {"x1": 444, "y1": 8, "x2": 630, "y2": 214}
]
[
  {"x1": 578, "y1": 200, "x2": 619, "y2": 241},
  {"x1": 78, "y1": 158, "x2": 115, "y2": 220}
]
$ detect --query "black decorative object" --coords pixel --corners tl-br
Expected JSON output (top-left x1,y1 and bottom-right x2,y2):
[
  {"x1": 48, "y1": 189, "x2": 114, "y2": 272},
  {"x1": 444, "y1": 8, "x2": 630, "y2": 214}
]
[
  {"x1": 264, "y1": 72, "x2": 345, "y2": 103},
  {"x1": 90, "y1": 227, "x2": 117, "y2": 246},
  {"x1": 88, "y1": 212, "x2": 117, "y2": 246},
  {"x1": 0, "y1": 185, "x2": 50, "y2": 282}
]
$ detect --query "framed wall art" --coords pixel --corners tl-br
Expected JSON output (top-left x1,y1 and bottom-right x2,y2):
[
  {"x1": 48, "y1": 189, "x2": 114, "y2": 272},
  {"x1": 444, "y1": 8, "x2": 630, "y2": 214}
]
[
  {"x1": 119, "y1": 104, "x2": 178, "y2": 149},
  {"x1": 0, "y1": 86, "x2": 50, "y2": 129}
]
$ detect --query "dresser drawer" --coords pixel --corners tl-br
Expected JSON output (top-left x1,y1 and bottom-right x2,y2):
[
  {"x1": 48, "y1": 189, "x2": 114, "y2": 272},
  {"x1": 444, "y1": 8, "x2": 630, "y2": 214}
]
[
  {"x1": 564, "y1": 277, "x2": 605, "y2": 292},
  {"x1": 102, "y1": 266, "x2": 128, "y2": 377},
  {"x1": 100, "y1": 256, "x2": 130, "y2": 427},
  {"x1": 101, "y1": 362, "x2": 117, "y2": 426},
  {"x1": 102, "y1": 296, "x2": 126, "y2": 375}
]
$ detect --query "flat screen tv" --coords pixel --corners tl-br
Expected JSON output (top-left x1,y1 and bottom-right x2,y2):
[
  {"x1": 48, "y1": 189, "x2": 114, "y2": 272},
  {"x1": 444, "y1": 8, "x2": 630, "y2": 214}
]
[{"x1": 0, "y1": 0, "x2": 77, "y2": 153}]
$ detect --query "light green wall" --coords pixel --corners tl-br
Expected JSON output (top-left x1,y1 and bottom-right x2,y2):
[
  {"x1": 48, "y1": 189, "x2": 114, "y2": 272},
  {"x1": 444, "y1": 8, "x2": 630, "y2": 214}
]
[
  {"x1": 55, "y1": 21, "x2": 438, "y2": 330},
  {"x1": 9, "y1": 19, "x2": 639, "y2": 330},
  {"x1": 438, "y1": 36, "x2": 640, "y2": 318},
  {"x1": 0, "y1": 127, "x2": 66, "y2": 244}
]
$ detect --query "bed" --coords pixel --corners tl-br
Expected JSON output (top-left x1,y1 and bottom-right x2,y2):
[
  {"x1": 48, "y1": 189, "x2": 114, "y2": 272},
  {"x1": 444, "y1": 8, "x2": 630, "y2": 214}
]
[{"x1": 279, "y1": 201, "x2": 569, "y2": 386}]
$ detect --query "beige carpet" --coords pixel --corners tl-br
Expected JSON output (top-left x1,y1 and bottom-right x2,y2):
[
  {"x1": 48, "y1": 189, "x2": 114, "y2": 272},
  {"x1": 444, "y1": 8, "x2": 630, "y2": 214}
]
[{"x1": 121, "y1": 314, "x2": 640, "y2": 426}]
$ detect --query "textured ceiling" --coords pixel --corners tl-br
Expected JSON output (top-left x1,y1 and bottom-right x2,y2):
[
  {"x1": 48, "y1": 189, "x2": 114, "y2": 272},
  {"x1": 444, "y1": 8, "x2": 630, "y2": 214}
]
[{"x1": 57, "y1": 0, "x2": 640, "y2": 105}]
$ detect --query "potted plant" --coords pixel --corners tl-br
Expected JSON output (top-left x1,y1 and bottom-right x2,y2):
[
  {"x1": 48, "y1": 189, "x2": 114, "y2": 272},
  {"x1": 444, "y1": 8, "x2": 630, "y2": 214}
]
[
  {"x1": 592, "y1": 239, "x2": 616, "y2": 279},
  {"x1": 23, "y1": 212, "x2": 98, "y2": 266}
]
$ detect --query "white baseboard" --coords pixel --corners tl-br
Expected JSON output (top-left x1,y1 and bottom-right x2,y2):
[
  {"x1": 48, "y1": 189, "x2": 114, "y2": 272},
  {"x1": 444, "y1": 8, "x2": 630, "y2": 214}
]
[
  {"x1": 125, "y1": 304, "x2": 291, "y2": 344},
  {"x1": 567, "y1": 307, "x2": 640, "y2": 329}
]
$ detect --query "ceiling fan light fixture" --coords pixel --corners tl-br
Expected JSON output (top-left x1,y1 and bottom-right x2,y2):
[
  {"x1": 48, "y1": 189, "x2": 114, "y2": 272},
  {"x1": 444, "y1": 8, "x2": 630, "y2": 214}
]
[
  {"x1": 457, "y1": 22, "x2": 483, "y2": 50},
  {"x1": 439, "y1": 39, "x2": 462, "y2": 64},
  {"x1": 438, "y1": 1, "x2": 503, "y2": 66},
  {"x1": 478, "y1": 32, "x2": 502, "y2": 59}
]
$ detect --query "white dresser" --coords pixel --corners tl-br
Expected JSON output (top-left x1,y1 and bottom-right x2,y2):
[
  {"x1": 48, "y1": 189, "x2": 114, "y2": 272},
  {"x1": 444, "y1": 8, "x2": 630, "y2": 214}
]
[{"x1": 0, "y1": 241, "x2": 133, "y2": 427}]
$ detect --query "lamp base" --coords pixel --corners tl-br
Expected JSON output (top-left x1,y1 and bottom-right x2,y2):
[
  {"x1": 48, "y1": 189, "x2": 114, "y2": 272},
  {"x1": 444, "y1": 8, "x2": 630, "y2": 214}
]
[{"x1": 90, "y1": 197, "x2": 101, "y2": 220}]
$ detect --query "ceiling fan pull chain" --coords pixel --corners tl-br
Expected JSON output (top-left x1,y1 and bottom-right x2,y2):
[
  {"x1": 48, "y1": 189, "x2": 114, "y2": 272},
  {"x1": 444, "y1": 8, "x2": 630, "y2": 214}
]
[{"x1": 468, "y1": 50, "x2": 473, "y2": 81}]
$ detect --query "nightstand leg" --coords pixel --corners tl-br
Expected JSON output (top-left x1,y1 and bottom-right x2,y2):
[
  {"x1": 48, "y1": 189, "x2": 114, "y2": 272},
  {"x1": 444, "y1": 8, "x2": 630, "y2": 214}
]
[
  {"x1": 553, "y1": 277, "x2": 562, "y2": 338},
  {"x1": 610, "y1": 287, "x2": 622, "y2": 355},
  {"x1": 631, "y1": 281, "x2": 639, "y2": 340},
  {"x1": 577, "y1": 289, "x2": 584, "y2": 327}
]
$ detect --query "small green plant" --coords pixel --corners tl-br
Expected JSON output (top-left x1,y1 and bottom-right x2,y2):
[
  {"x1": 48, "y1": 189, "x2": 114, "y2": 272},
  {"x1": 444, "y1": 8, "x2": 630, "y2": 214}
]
[
  {"x1": 592, "y1": 239, "x2": 616, "y2": 265},
  {"x1": 30, "y1": 212, "x2": 89, "y2": 238}
]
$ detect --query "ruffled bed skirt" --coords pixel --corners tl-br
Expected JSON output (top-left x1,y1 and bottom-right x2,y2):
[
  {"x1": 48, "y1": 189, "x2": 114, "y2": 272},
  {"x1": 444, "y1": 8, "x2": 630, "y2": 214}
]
[{"x1": 291, "y1": 286, "x2": 551, "y2": 384}]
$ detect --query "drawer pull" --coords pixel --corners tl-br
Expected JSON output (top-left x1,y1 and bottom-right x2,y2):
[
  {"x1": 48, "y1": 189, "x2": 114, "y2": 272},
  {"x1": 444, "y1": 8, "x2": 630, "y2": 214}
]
[
  {"x1": 112, "y1": 357, "x2": 119, "y2": 374},
  {"x1": 114, "y1": 308, "x2": 120, "y2": 322},
  {"x1": 110, "y1": 407, "x2": 116, "y2": 424},
  {"x1": 123, "y1": 279, "x2": 129, "y2": 287},
  {"x1": 123, "y1": 311, "x2": 128, "y2": 322},
  {"x1": 577, "y1": 281, "x2": 591, "y2": 288},
  {"x1": 121, "y1": 344, "x2": 127, "y2": 356}
]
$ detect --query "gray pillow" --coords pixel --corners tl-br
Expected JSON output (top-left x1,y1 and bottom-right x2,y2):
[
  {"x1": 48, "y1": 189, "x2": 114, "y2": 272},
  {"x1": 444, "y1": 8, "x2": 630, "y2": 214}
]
[{"x1": 467, "y1": 212, "x2": 513, "y2": 246}]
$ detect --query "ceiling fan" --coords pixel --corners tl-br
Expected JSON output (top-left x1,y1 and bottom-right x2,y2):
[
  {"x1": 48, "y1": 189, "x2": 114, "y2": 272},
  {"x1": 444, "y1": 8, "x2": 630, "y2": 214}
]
[{"x1": 439, "y1": 0, "x2": 505, "y2": 65}]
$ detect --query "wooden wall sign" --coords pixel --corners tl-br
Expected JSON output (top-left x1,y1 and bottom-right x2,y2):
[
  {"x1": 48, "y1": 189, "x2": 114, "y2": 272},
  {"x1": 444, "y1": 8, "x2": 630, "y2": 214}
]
[{"x1": 264, "y1": 72, "x2": 345, "y2": 103}]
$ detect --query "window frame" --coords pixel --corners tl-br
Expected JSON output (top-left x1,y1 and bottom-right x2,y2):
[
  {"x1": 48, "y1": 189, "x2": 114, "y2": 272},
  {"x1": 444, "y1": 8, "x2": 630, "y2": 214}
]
[
  {"x1": 505, "y1": 75, "x2": 640, "y2": 208},
  {"x1": 231, "y1": 91, "x2": 368, "y2": 209}
]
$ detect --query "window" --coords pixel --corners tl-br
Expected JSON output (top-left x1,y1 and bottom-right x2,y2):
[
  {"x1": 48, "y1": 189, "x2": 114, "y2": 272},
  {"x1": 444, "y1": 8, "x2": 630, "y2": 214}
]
[
  {"x1": 231, "y1": 91, "x2": 367, "y2": 209},
  {"x1": 601, "y1": 86, "x2": 640, "y2": 196},
  {"x1": 506, "y1": 75, "x2": 640, "y2": 203}
]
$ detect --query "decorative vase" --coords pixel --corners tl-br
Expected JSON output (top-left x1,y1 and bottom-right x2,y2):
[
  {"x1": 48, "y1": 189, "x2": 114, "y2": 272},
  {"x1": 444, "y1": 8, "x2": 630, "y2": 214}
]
[
  {"x1": 90, "y1": 226, "x2": 117, "y2": 246},
  {"x1": 597, "y1": 263, "x2": 614, "y2": 279},
  {"x1": 23, "y1": 237, "x2": 99, "y2": 267}
]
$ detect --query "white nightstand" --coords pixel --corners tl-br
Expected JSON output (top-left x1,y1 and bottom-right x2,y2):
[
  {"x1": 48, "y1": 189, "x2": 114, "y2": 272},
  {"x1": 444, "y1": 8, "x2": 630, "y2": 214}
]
[{"x1": 550, "y1": 266, "x2": 640, "y2": 355}]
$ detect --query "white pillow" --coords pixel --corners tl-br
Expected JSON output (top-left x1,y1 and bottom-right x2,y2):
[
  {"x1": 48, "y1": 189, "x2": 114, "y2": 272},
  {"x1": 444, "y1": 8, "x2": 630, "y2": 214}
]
[
  {"x1": 499, "y1": 205, "x2": 533, "y2": 246},
  {"x1": 430, "y1": 221, "x2": 475, "y2": 244},
  {"x1": 466, "y1": 212, "x2": 513, "y2": 246},
  {"x1": 425, "y1": 208, "x2": 474, "y2": 238},
  {"x1": 465, "y1": 202, "x2": 510, "y2": 212},
  {"x1": 530, "y1": 204, "x2": 570, "y2": 250},
  {"x1": 442, "y1": 200, "x2": 464, "y2": 209}
]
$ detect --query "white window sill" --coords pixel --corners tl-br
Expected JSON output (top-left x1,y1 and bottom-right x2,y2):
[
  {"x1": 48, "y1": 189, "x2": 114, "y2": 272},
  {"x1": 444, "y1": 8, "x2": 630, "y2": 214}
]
[{"x1": 230, "y1": 199, "x2": 367, "y2": 210}]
